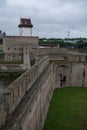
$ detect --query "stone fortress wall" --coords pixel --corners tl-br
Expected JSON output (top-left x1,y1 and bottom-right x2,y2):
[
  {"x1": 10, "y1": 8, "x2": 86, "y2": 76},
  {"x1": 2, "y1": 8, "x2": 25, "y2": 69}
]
[
  {"x1": 3, "y1": 36, "x2": 39, "y2": 61},
  {"x1": 1, "y1": 53, "x2": 87, "y2": 130},
  {"x1": 1, "y1": 16, "x2": 87, "y2": 130},
  {"x1": 56, "y1": 63, "x2": 87, "y2": 87},
  {"x1": 39, "y1": 48, "x2": 87, "y2": 62},
  {"x1": 0, "y1": 56, "x2": 50, "y2": 129}
]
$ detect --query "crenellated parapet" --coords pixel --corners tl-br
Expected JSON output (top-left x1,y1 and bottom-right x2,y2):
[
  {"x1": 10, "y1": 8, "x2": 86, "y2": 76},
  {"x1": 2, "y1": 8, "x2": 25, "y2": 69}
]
[
  {"x1": 0, "y1": 56, "x2": 49, "y2": 128},
  {"x1": 1, "y1": 61, "x2": 54, "y2": 130},
  {"x1": 2, "y1": 53, "x2": 87, "y2": 130}
]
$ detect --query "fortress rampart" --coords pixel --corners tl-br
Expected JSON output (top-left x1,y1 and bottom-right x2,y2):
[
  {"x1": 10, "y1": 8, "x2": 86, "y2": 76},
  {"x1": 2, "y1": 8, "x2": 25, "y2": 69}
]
[
  {"x1": 1, "y1": 17, "x2": 87, "y2": 130},
  {"x1": 0, "y1": 56, "x2": 49, "y2": 129},
  {"x1": 1, "y1": 54, "x2": 87, "y2": 130},
  {"x1": 3, "y1": 36, "x2": 39, "y2": 61}
]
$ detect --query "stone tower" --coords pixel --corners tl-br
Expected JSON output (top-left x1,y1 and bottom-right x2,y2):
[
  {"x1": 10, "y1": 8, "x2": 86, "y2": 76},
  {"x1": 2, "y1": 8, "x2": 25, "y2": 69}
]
[
  {"x1": 18, "y1": 18, "x2": 33, "y2": 36},
  {"x1": 23, "y1": 44, "x2": 31, "y2": 69}
]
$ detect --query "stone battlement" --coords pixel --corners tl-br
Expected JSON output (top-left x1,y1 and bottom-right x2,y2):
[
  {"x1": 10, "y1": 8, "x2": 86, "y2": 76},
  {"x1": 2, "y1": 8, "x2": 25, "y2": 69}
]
[
  {"x1": 1, "y1": 61, "x2": 54, "y2": 130},
  {"x1": 1, "y1": 53, "x2": 87, "y2": 130},
  {"x1": 0, "y1": 56, "x2": 49, "y2": 129}
]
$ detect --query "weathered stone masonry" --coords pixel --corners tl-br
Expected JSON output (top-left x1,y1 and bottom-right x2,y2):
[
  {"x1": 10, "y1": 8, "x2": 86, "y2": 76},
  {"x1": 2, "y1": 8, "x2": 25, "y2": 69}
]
[
  {"x1": 3, "y1": 36, "x2": 38, "y2": 61},
  {"x1": 55, "y1": 63, "x2": 87, "y2": 87},
  {"x1": 0, "y1": 56, "x2": 55, "y2": 130},
  {"x1": 1, "y1": 54, "x2": 87, "y2": 130},
  {"x1": 4, "y1": 56, "x2": 49, "y2": 115}
]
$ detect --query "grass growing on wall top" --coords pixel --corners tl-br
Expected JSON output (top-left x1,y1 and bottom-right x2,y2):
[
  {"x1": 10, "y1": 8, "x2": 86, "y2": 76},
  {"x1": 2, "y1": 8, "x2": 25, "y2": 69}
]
[{"x1": 43, "y1": 87, "x2": 87, "y2": 130}]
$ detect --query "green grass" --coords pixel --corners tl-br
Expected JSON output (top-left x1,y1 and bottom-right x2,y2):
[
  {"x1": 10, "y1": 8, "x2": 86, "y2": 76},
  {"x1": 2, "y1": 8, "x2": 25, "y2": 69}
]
[{"x1": 43, "y1": 87, "x2": 87, "y2": 130}]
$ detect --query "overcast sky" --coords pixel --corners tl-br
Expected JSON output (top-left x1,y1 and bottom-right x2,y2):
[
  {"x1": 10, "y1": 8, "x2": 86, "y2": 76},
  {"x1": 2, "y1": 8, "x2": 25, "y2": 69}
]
[{"x1": 0, "y1": 0, "x2": 87, "y2": 38}]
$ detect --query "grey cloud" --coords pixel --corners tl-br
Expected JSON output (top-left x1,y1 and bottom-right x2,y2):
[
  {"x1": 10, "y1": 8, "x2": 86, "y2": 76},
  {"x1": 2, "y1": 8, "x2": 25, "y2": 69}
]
[
  {"x1": 0, "y1": 0, "x2": 87, "y2": 38},
  {"x1": 0, "y1": 0, "x2": 6, "y2": 7}
]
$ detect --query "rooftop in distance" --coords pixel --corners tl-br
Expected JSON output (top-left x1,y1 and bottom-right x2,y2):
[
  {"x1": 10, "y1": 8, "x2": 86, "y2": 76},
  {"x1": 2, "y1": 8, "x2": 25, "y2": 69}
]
[{"x1": 18, "y1": 18, "x2": 33, "y2": 28}]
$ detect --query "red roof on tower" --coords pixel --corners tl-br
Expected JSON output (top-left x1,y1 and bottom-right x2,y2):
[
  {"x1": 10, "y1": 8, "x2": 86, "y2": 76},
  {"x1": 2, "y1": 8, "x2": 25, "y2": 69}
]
[{"x1": 18, "y1": 18, "x2": 33, "y2": 28}]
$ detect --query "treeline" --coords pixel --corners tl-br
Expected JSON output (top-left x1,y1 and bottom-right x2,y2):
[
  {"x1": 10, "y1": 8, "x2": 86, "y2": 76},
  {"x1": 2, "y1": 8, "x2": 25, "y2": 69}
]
[
  {"x1": 39, "y1": 38, "x2": 87, "y2": 48},
  {"x1": 0, "y1": 38, "x2": 3, "y2": 44}
]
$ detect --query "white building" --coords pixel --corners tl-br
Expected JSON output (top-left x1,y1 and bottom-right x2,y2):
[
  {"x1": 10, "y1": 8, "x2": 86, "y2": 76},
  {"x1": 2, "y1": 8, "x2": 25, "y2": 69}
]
[{"x1": 18, "y1": 18, "x2": 33, "y2": 36}]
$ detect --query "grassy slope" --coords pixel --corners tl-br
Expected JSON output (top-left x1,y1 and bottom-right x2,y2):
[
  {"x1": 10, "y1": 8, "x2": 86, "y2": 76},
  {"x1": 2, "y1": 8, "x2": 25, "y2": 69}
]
[{"x1": 43, "y1": 87, "x2": 87, "y2": 130}]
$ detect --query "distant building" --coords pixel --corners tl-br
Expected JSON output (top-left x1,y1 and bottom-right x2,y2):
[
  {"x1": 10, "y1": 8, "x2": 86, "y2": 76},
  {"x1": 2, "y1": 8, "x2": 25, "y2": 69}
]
[
  {"x1": 18, "y1": 18, "x2": 33, "y2": 36},
  {"x1": 0, "y1": 30, "x2": 6, "y2": 44},
  {"x1": 3, "y1": 18, "x2": 39, "y2": 64},
  {"x1": 64, "y1": 39, "x2": 77, "y2": 44},
  {"x1": 0, "y1": 30, "x2": 6, "y2": 39},
  {"x1": 3, "y1": 36, "x2": 38, "y2": 61},
  {"x1": 0, "y1": 30, "x2": 2, "y2": 39},
  {"x1": 2, "y1": 32, "x2": 6, "y2": 37}
]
